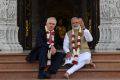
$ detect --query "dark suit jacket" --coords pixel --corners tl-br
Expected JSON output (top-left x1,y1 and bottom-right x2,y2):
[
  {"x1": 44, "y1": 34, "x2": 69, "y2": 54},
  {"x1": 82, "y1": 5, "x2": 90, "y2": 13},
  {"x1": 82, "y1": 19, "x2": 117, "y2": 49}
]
[{"x1": 26, "y1": 26, "x2": 59, "y2": 63}]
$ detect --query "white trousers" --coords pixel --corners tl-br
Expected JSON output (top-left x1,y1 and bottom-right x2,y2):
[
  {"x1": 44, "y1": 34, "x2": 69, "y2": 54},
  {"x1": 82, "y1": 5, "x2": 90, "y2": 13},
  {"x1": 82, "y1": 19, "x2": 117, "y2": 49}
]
[{"x1": 64, "y1": 52, "x2": 91, "y2": 75}]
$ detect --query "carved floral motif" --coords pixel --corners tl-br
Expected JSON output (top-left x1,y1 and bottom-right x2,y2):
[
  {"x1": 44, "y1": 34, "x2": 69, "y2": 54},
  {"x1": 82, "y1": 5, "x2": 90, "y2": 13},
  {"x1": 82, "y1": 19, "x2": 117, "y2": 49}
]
[{"x1": 0, "y1": 0, "x2": 16, "y2": 25}]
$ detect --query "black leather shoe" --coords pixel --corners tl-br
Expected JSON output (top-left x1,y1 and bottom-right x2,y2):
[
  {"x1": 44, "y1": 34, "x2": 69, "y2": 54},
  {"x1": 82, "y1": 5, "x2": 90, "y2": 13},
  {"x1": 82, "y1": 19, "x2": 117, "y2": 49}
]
[
  {"x1": 38, "y1": 71, "x2": 46, "y2": 79},
  {"x1": 44, "y1": 72, "x2": 51, "y2": 79},
  {"x1": 63, "y1": 64, "x2": 73, "y2": 69}
]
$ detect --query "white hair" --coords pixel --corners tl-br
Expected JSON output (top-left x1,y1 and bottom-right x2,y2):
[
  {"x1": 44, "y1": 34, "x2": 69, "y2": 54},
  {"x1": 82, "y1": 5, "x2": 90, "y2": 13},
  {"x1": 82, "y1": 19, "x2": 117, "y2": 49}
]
[
  {"x1": 71, "y1": 17, "x2": 79, "y2": 23},
  {"x1": 46, "y1": 17, "x2": 57, "y2": 24}
]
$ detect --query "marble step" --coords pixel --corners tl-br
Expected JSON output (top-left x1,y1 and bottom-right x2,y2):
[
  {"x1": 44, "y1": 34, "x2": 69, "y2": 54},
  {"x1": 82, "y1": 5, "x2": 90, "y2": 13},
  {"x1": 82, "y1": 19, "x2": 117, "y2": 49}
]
[
  {"x1": 0, "y1": 69, "x2": 120, "y2": 79},
  {"x1": 0, "y1": 60, "x2": 120, "y2": 69},
  {"x1": 0, "y1": 52, "x2": 120, "y2": 61}
]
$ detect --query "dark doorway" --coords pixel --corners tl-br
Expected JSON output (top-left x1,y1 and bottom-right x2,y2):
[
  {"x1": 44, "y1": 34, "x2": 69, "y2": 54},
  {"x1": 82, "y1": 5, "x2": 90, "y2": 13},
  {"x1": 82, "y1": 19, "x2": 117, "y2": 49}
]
[{"x1": 17, "y1": 0, "x2": 100, "y2": 50}]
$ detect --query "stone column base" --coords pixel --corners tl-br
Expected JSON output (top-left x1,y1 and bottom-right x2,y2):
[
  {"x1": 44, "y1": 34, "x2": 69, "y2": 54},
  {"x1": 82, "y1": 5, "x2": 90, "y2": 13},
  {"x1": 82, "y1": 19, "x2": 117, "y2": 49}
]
[{"x1": 0, "y1": 25, "x2": 23, "y2": 53}]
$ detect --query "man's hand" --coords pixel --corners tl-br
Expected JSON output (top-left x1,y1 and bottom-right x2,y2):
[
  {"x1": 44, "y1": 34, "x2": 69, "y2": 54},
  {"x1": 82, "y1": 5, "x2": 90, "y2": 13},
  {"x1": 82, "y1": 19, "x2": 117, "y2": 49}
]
[
  {"x1": 79, "y1": 18, "x2": 85, "y2": 28},
  {"x1": 66, "y1": 52, "x2": 71, "y2": 60},
  {"x1": 50, "y1": 45, "x2": 56, "y2": 55}
]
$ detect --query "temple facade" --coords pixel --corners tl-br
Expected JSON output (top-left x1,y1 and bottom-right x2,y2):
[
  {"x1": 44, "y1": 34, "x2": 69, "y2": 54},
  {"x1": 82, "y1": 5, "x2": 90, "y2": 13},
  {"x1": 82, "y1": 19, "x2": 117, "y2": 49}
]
[{"x1": 0, "y1": 0, "x2": 120, "y2": 53}]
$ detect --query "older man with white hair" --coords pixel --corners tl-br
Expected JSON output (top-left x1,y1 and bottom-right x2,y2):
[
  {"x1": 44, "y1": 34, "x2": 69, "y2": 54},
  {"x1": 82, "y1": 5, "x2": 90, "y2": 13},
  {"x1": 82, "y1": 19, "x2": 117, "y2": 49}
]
[
  {"x1": 26, "y1": 17, "x2": 65, "y2": 79},
  {"x1": 63, "y1": 17, "x2": 93, "y2": 79}
]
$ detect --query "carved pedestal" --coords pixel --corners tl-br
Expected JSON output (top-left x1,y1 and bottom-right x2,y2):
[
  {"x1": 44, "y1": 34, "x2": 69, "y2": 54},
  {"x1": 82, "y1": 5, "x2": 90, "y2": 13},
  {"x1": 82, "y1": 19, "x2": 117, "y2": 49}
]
[
  {"x1": 0, "y1": 0, "x2": 23, "y2": 53},
  {"x1": 0, "y1": 25, "x2": 23, "y2": 53},
  {"x1": 95, "y1": 0, "x2": 120, "y2": 52}
]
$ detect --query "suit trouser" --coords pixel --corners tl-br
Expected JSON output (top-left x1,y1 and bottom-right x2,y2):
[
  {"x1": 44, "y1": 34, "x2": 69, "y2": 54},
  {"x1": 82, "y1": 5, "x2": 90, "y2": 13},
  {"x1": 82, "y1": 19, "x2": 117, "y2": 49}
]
[
  {"x1": 38, "y1": 47, "x2": 65, "y2": 75},
  {"x1": 48, "y1": 52, "x2": 65, "y2": 73},
  {"x1": 66, "y1": 52, "x2": 91, "y2": 75}
]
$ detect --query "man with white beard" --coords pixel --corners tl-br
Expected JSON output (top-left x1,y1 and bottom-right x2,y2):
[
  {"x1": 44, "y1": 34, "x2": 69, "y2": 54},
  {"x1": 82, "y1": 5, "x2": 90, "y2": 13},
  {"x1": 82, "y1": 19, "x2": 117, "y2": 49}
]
[{"x1": 63, "y1": 17, "x2": 93, "y2": 79}]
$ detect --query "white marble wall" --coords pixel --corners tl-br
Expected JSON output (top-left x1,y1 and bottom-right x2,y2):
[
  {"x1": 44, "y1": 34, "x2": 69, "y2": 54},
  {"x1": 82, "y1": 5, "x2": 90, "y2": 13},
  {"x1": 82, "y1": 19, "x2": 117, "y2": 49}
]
[
  {"x1": 95, "y1": 0, "x2": 120, "y2": 52},
  {"x1": 0, "y1": 0, "x2": 23, "y2": 53}
]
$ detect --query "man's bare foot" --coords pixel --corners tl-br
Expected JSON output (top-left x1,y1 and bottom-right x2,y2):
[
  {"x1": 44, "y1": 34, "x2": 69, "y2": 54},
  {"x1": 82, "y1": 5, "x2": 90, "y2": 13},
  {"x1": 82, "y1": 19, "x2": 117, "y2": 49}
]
[
  {"x1": 91, "y1": 62, "x2": 96, "y2": 68},
  {"x1": 90, "y1": 60, "x2": 96, "y2": 68},
  {"x1": 64, "y1": 72, "x2": 69, "y2": 79}
]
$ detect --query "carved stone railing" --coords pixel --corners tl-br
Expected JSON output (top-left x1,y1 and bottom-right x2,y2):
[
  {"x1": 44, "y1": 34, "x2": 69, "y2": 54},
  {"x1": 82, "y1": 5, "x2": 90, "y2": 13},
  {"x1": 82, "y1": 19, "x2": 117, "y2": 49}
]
[
  {"x1": 0, "y1": 0, "x2": 23, "y2": 53},
  {"x1": 95, "y1": 0, "x2": 120, "y2": 52}
]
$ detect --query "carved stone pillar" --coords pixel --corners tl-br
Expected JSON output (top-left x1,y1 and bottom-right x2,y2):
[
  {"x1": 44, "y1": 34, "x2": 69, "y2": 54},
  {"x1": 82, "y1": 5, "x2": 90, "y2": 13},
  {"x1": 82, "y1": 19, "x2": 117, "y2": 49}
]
[
  {"x1": 0, "y1": 0, "x2": 23, "y2": 53},
  {"x1": 95, "y1": 0, "x2": 120, "y2": 52}
]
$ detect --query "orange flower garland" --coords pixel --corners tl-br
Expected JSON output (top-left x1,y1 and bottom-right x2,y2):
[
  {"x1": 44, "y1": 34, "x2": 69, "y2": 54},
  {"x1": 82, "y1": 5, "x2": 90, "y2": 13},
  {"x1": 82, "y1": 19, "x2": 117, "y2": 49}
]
[
  {"x1": 71, "y1": 27, "x2": 82, "y2": 64},
  {"x1": 45, "y1": 26, "x2": 54, "y2": 66}
]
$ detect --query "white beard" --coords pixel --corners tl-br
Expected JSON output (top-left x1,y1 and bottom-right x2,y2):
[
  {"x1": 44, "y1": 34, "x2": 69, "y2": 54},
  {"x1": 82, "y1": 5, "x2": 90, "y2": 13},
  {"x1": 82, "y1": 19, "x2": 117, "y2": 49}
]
[{"x1": 72, "y1": 25, "x2": 80, "y2": 30}]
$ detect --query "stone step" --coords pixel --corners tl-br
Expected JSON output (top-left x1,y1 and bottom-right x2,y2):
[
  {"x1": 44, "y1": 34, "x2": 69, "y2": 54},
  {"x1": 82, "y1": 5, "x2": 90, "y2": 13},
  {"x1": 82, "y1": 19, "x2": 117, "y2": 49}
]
[
  {"x1": 2, "y1": 79, "x2": 120, "y2": 80},
  {"x1": 0, "y1": 60, "x2": 120, "y2": 69},
  {"x1": 0, "y1": 69, "x2": 37, "y2": 79},
  {"x1": 90, "y1": 60, "x2": 120, "y2": 69},
  {"x1": 0, "y1": 52, "x2": 120, "y2": 61},
  {"x1": 0, "y1": 52, "x2": 120, "y2": 79},
  {"x1": 92, "y1": 52, "x2": 120, "y2": 60},
  {"x1": 0, "y1": 69, "x2": 120, "y2": 79},
  {"x1": 54, "y1": 69, "x2": 120, "y2": 79},
  {"x1": 0, "y1": 61, "x2": 38, "y2": 69},
  {"x1": 0, "y1": 53, "x2": 26, "y2": 61}
]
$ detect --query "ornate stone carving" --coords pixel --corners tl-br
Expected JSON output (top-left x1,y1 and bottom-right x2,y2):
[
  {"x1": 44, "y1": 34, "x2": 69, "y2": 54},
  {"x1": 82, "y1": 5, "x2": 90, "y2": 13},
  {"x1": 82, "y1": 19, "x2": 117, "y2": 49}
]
[
  {"x1": 6, "y1": 0, "x2": 17, "y2": 25},
  {"x1": 0, "y1": 30, "x2": 6, "y2": 40},
  {"x1": 0, "y1": 0, "x2": 23, "y2": 53},
  {"x1": 0, "y1": 0, "x2": 7, "y2": 24},
  {"x1": 95, "y1": 0, "x2": 120, "y2": 52}
]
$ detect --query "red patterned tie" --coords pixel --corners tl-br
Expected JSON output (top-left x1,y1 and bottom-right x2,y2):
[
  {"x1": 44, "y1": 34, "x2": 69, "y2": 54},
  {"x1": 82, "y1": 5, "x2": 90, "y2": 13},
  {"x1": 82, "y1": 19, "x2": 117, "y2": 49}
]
[{"x1": 49, "y1": 31, "x2": 52, "y2": 44}]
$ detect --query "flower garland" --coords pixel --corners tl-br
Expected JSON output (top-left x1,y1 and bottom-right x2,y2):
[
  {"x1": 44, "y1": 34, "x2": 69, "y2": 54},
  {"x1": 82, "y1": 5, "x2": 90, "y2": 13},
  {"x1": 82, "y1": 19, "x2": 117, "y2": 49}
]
[
  {"x1": 71, "y1": 27, "x2": 82, "y2": 64},
  {"x1": 45, "y1": 26, "x2": 54, "y2": 66}
]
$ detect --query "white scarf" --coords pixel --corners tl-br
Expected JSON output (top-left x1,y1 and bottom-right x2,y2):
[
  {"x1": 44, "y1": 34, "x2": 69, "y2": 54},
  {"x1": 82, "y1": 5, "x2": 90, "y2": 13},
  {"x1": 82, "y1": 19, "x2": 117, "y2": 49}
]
[{"x1": 45, "y1": 26, "x2": 54, "y2": 66}]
